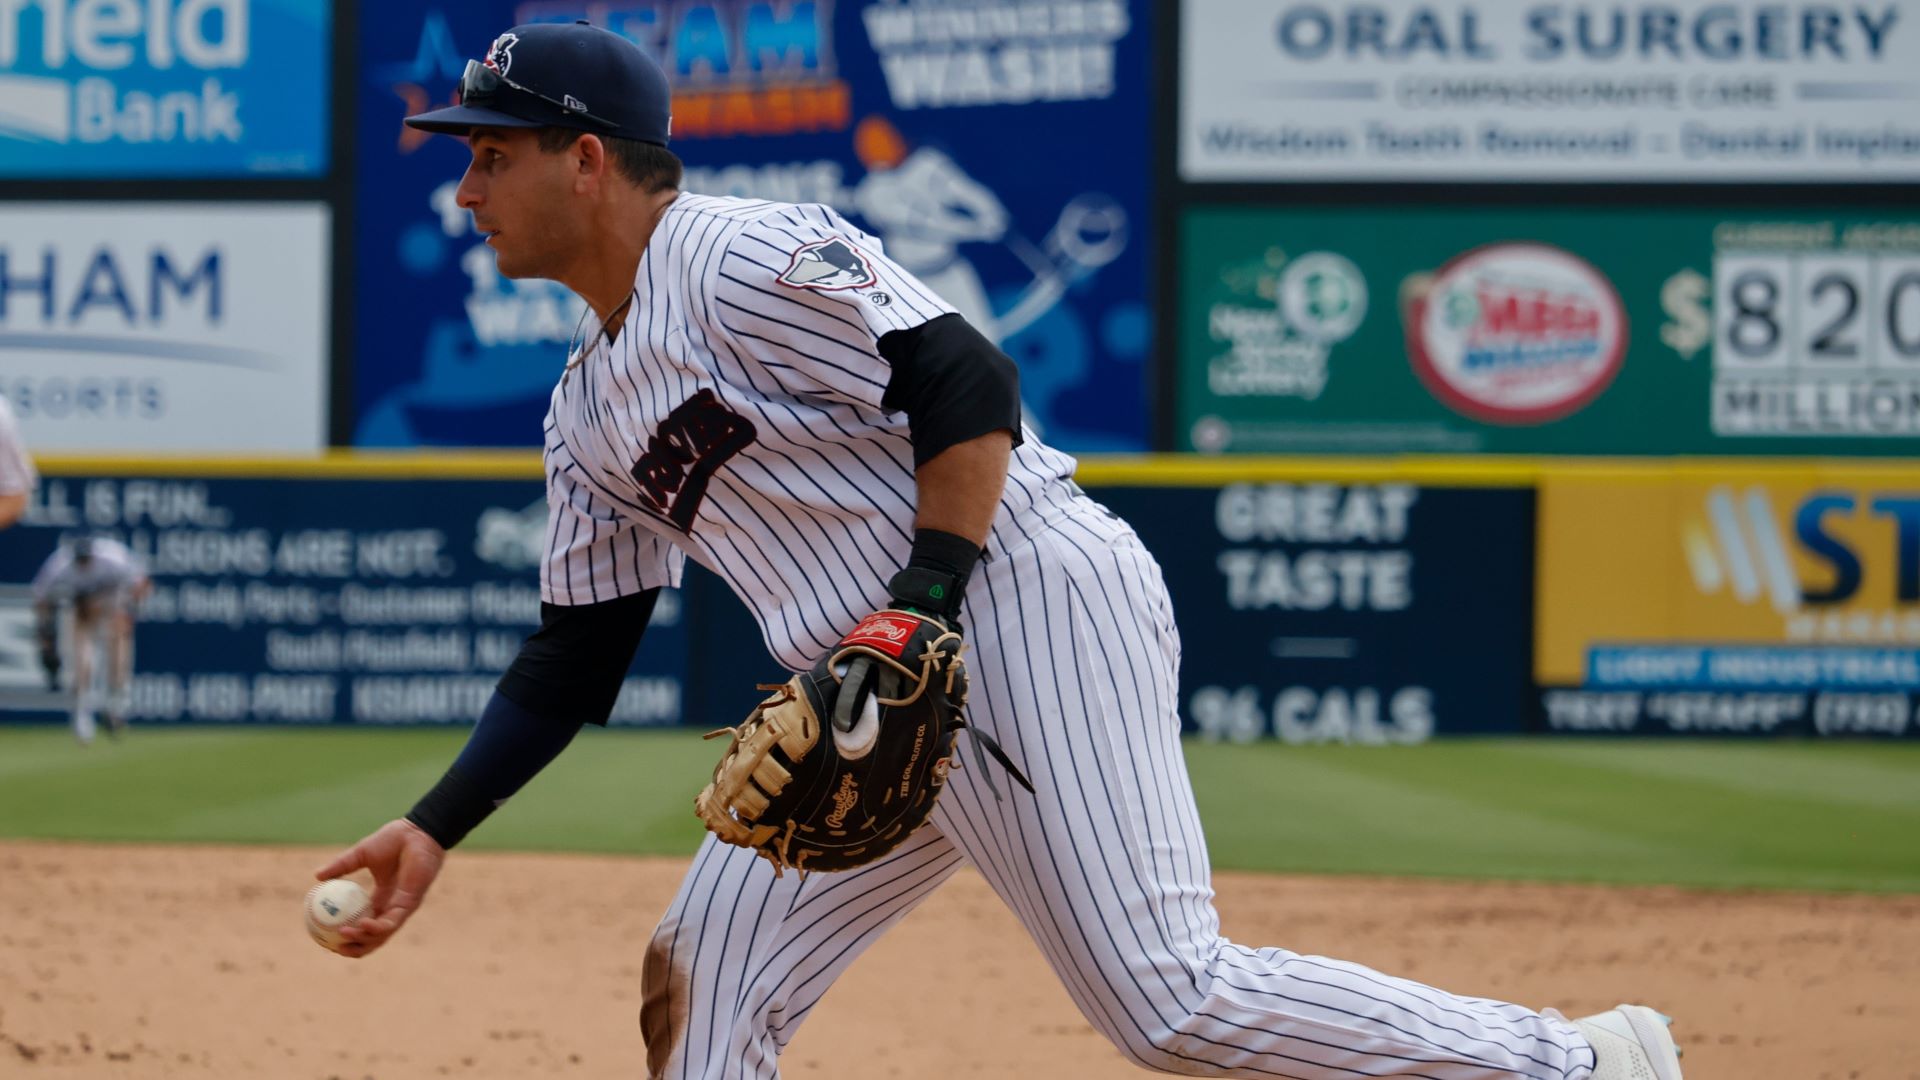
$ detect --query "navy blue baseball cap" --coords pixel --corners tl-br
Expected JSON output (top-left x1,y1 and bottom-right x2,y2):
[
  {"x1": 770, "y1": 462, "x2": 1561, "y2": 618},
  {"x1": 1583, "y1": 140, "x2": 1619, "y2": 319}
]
[{"x1": 405, "y1": 21, "x2": 671, "y2": 146}]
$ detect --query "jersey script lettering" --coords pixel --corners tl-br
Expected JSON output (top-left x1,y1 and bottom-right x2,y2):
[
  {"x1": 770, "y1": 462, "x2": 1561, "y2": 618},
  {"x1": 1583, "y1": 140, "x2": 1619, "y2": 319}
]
[{"x1": 629, "y1": 388, "x2": 757, "y2": 531}]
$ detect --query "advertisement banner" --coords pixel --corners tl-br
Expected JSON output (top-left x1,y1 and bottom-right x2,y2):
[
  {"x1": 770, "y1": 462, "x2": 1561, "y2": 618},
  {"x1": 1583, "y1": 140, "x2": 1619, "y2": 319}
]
[
  {"x1": 0, "y1": 473, "x2": 686, "y2": 727},
  {"x1": 0, "y1": 467, "x2": 1540, "y2": 738},
  {"x1": 1181, "y1": 0, "x2": 1920, "y2": 183},
  {"x1": 0, "y1": 203, "x2": 330, "y2": 452},
  {"x1": 1178, "y1": 205, "x2": 1920, "y2": 455},
  {"x1": 1535, "y1": 466, "x2": 1920, "y2": 737},
  {"x1": 0, "y1": 0, "x2": 331, "y2": 177},
  {"x1": 352, "y1": 0, "x2": 1151, "y2": 452},
  {"x1": 1096, "y1": 482, "x2": 1534, "y2": 742}
]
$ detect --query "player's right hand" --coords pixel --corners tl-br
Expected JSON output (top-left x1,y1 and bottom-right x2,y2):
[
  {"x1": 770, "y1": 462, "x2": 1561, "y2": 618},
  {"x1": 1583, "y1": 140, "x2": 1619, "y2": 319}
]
[{"x1": 313, "y1": 818, "x2": 446, "y2": 958}]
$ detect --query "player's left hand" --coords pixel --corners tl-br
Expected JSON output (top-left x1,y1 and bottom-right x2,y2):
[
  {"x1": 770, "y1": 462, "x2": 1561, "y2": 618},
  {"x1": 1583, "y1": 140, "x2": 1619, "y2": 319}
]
[
  {"x1": 696, "y1": 605, "x2": 978, "y2": 874},
  {"x1": 825, "y1": 567, "x2": 967, "y2": 754},
  {"x1": 35, "y1": 609, "x2": 59, "y2": 689},
  {"x1": 820, "y1": 605, "x2": 965, "y2": 758}
]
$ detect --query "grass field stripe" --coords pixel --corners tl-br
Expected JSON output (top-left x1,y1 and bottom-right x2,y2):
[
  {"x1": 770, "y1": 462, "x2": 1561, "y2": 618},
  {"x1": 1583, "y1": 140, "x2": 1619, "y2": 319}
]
[
  {"x1": 1504, "y1": 742, "x2": 1920, "y2": 810},
  {"x1": 2, "y1": 729, "x2": 1917, "y2": 891}
]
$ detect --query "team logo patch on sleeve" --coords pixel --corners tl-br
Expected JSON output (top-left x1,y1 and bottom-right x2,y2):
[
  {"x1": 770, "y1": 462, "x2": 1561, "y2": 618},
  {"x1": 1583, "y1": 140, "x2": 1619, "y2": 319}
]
[{"x1": 775, "y1": 237, "x2": 878, "y2": 292}]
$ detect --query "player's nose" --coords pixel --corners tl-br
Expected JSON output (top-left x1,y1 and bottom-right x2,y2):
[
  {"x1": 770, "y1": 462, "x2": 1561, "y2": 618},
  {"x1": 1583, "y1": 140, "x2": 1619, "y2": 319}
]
[{"x1": 454, "y1": 165, "x2": 484, "y2": 210}]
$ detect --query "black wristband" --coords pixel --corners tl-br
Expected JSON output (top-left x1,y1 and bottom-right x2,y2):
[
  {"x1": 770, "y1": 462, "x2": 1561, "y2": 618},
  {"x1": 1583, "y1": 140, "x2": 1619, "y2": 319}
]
[
  {"x1": 405, "y1": 765, "x2": 497, "y2": 851},
  {"x1": 887, "y1": 528, "x2": 982, "y2": 617}
]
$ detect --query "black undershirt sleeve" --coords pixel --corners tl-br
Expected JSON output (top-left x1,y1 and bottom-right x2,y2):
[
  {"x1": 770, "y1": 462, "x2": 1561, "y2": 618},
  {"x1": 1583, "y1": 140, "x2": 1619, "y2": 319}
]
[
  {"x1": 496, "y1": 588, "x2": 660, "y2": 724},
  {"x1": 878, "y1": 313, "x2": 1024, "y2": 466}
]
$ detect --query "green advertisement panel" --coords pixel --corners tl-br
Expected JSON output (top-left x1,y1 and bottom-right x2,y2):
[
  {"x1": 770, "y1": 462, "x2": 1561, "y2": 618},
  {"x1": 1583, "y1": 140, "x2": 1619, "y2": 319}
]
[{"x1": 1178, "y1": 207, "x2": 1920, "y2": 455}]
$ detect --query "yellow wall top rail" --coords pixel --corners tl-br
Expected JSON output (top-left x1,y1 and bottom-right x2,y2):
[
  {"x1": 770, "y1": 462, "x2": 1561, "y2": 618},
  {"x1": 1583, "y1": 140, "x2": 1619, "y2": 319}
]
[{"x1": 30, "y1": 451, "x2": 1920, "y2": 485}]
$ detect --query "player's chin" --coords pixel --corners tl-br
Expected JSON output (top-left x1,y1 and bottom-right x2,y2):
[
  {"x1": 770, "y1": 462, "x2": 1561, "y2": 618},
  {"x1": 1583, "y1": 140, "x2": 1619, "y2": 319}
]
[{"x1": 488, "y1": 241, "x2": 531, "y2": 278}]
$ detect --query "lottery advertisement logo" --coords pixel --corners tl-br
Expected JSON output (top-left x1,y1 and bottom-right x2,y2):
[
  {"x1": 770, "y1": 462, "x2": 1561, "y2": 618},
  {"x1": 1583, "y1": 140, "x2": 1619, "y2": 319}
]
[
  {"x1": 1405, "y1": 242, "x2": 1625, "y2": 426},
  {"x1": 1199, "y1": 248, "x2": 1368, "y2": 424}
]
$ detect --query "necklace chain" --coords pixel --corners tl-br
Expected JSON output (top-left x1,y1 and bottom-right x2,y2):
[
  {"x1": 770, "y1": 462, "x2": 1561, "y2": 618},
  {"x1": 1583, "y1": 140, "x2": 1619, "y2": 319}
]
[{"x1": 564, "y1": 290, "x2": 639, "y2": 374}]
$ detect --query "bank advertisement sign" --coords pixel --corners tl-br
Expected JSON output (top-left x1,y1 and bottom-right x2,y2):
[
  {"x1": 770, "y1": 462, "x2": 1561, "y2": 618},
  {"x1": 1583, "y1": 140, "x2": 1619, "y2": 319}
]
[
  {"x1": 1535, "y1": 467, "x2": 1920, "y2": 737},
  {"x1": 1179, "y1": 205, "x2": 1920, "y2": 455},
  {"x1": 0, "y1": 0, "x2": 331, "y2": 177},
  {"x1": 1098, "y1": 483, "x2": 1534, "y2": 743},
  {"x1": 0, "y1": 203, "x2": 330, "y2": 452},
  {"x1": 1182, "y1": 0, "x2": 1920, "y2": 182},
  {"x1": 0, "y1": 474, "x2": 686, "y2": 727},
  {"x1": 353, "y1": 0, "x2": 1151, "y2": 452}
]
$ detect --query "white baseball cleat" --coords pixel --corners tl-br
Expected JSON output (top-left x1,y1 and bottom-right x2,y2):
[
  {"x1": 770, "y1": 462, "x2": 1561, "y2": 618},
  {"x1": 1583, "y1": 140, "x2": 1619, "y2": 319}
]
[{"x1": 1558, "y1": 1003, "x2": 1684, "y2": 1080}]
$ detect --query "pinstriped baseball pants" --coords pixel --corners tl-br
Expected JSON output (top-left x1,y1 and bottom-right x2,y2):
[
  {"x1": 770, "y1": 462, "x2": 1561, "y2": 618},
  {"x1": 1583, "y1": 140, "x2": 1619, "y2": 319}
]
[{"x1": 642, "y1": 508, "x2": 1597, "y2": 1080}]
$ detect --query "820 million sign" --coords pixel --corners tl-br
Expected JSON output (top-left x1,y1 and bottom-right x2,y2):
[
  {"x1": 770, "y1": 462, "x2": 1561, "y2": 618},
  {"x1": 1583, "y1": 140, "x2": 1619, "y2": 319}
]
[
  {"x1": 1685, "y1": 224, "x2": 1920, "y2": 436},
  {"x1": 1177, "y1": 207, "x2": 1920, "y2": 455}
]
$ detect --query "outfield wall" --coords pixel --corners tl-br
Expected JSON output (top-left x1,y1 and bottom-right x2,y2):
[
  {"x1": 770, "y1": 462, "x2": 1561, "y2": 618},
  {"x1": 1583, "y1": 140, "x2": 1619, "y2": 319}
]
[{"x1": 3, "y1": 454, "x2": 1916, "y2": 740}]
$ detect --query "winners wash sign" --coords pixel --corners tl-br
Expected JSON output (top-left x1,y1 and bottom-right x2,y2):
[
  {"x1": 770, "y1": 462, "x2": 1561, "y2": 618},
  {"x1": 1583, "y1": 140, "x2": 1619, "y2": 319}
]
[
  {"x1": 1182, "y1": 1, "x2": 1920, "y2": 182},
  {"x1": 0, "y1": 0, "x2": 330, "y2": 176}
]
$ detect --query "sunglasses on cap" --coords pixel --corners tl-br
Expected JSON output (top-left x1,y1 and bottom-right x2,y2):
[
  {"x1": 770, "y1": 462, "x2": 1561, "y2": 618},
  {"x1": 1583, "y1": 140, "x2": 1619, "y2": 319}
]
[{"x1": 459, "y1": 58, "x2": 621, "y2": 131}]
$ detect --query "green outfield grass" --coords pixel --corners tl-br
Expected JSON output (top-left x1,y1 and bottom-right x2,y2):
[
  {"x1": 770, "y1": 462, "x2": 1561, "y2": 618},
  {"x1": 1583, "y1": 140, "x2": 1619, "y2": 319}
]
[{"x1": 2, "y1": 726, "x2": 1916, "y2": 893}]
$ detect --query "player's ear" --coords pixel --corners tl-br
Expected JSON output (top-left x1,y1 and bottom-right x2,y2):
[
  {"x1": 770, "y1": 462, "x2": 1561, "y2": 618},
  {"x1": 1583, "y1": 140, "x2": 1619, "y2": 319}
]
[{"x1": 572, "y1": 133, "x2": 609, "y2": 191}]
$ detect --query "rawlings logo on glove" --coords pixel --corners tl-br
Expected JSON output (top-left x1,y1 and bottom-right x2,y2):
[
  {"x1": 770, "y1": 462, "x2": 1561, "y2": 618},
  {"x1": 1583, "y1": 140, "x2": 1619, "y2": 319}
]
[{"x1": 839, "y1": 612, "x2": 921, "y2": 656}]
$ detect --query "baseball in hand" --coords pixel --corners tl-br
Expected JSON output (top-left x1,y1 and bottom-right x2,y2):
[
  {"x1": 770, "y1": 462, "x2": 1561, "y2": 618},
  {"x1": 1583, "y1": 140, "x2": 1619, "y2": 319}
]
[{"x1": 304, "y1": 878, "x2": 371, "y2": 954}]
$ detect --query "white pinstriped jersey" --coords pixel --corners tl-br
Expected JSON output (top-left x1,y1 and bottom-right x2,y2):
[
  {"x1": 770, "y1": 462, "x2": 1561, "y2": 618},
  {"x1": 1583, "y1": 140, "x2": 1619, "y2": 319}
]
[
  {"x1": 567, "y1": 204, "x2": 1596, "y2": 1080},
  {"x1": 32, "y1": 538, "x2": 147, "y2": 604},
  {"x1": 540, "y1": 193, "x2": 1085, "y2": 671}
]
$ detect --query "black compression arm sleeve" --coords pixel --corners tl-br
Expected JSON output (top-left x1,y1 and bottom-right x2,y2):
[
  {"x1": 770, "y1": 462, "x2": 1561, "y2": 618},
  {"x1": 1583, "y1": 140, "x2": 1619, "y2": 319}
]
[
  {"x1": 406, "y1": 690, "x2": 578, "y2": 849},
  {"x1": 496, "y1": 588, "x2": 660, "y2": 724},
  {"x1": 878, "y1": 313, "x2": 1024, "y2": 466},
  {"x1": 404, "y1": 589, "x2": 660, "y2": 849}
]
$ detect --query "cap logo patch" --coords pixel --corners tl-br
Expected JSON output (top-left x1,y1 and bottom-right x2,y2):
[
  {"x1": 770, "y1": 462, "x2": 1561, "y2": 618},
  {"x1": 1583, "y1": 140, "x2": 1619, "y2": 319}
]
[
  {"x1": 485, "y1": 32, "x2": 519, "y2": 76},
  {"x1": 563, "y1": 93, "x2": 589, "y2": 113},
  {"x1": 776, "y1": 237, "x2": 878, "y2": 292}
]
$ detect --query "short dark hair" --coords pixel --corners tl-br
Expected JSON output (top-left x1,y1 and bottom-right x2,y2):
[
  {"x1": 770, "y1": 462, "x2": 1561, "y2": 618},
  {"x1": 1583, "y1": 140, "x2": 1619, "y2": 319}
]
[{"x1": 538, "y1": 129, "x2": 681, "y2": 193}]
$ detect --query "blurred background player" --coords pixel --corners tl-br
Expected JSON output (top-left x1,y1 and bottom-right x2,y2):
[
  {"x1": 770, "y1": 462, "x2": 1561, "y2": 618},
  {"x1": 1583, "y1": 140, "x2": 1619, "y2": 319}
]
[
  {"x1": 31, "y1": 536, "x2": 150, "y2": 745},
  {"x1": 0, "y1": 391, "x2": 34, "y2": 531}
]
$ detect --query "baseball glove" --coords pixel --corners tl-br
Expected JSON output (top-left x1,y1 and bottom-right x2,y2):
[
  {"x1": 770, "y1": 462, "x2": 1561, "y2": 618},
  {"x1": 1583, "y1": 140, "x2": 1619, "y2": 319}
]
[
  {"x1": 35, "y1": 608, "x2": 59, "y2": 690},
  {"x1": 695, "y1": 609, "x2": 1029, "y2": 875}
]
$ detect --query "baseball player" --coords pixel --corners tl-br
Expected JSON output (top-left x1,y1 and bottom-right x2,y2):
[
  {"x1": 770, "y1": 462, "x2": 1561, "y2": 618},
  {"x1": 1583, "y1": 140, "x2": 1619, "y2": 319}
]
[
  {"x1": 318, "y1": 23, "x2": 1683, "y2": 1080},
  {"x1": 32, "y1": 536, "x2": 150, "y2": 744},
  {"x1": 0, "y1": 391, "x2": 34, "y2": 531}
]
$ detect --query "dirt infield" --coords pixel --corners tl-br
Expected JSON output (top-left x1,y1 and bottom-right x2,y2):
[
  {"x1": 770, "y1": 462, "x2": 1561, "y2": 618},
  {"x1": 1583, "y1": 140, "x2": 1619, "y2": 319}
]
[{"x1": 3, "y1": 842, "x2": 1914, "y2": 1079}]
